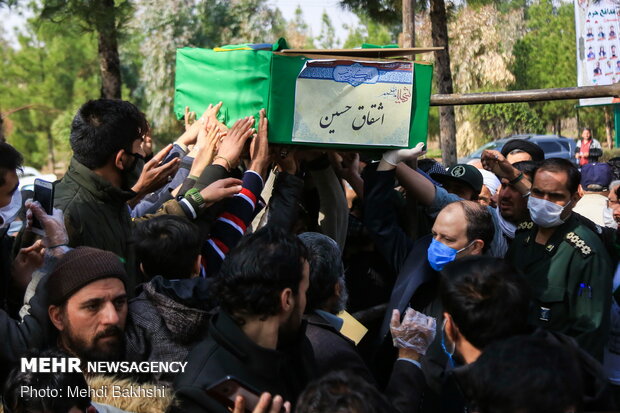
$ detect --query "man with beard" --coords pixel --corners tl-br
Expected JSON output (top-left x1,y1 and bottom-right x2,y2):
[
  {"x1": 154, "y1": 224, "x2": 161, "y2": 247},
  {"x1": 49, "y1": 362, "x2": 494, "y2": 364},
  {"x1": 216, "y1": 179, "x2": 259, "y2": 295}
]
[
  {"x1": 53, "y1": 99, "x2": 181, "y2": 289},
  {"x1": 171, "y1": 227, "x2": 314, "y2": 413},
  {"x1": 47, "y1": 247, "x2": 128, "y2": 364}
]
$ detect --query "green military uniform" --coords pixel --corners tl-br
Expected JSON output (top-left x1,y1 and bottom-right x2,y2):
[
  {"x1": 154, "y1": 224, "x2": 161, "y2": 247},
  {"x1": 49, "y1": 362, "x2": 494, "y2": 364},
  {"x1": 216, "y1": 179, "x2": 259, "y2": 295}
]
[{"x1": 506, "y1": 213, "x2": 613, "y2": 361}]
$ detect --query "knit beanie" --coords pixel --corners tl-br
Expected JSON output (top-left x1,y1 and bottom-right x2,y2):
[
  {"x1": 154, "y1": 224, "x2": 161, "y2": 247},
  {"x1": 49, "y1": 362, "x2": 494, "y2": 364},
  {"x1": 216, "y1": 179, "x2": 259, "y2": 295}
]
[{"x1": 47, "y1": 247, "x2": 128, "y2": 305}]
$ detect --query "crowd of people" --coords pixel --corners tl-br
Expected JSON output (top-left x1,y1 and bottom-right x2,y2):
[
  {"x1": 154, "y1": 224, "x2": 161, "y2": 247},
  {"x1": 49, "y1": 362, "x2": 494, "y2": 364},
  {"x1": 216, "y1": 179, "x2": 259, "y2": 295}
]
[{"x1": 1, "y1": 98, "x2": 620, "y2": 413}]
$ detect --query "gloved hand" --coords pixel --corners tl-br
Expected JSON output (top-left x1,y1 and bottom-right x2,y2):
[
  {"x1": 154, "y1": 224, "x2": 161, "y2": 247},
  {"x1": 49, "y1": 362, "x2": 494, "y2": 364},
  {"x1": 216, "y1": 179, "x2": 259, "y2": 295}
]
[
  {"x1": 381, "y1": 142, "x2": 426, "y2": 166},
  {"x1": 26, "y1": 200, "x2": 69, "y2": 248},
  {"x1": 390, "y1": 307, "x2": 436, "y2": 355}
]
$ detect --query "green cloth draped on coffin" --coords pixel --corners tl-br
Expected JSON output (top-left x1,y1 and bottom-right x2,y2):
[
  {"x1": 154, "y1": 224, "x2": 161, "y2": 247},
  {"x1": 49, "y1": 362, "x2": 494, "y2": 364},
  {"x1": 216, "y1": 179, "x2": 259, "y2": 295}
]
[{"x1": 174, "y1": 40, "x2": 432, "y2": 149}]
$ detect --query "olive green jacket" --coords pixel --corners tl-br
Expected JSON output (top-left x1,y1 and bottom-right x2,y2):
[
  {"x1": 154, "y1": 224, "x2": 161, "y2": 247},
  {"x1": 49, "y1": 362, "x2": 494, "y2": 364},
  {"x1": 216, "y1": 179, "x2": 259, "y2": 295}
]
[
  {"x1": 54, "y1": 158, "x2": 141, "y2": 289},
  {"x1": 506, "y1": 214, "x2": 614, "y2": 361}
]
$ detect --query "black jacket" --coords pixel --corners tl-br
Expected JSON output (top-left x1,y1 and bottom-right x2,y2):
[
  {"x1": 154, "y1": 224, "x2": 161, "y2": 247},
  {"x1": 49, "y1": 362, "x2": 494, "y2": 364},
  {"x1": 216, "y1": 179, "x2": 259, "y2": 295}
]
[
  {"x1": 0, "y1": 254, "x2": 58, "y2": 385},
  {"x1": 363, "y1": 167, "x2": 447, "y2": 393},
  {"x1": 306, "y1": 312, "x2": 427, "y2": 413},
  {"x1": 305, "y1": 312, "x2": 376, "y2": 384},
  {"x1": 171, "y1": 311, "x2": 316, "y2": 413},
  {"x1": 444, "y1": 328, "x2": 616, "y2": 413}
]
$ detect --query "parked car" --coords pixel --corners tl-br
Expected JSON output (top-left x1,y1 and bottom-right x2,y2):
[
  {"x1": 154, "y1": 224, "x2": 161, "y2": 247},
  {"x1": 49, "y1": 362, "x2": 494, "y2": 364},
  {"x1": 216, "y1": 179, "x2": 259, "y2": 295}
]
[
  {"x1": 458, "y1": 134, "x2": 577, "y2": 164},
  {"x1": 17, "y1": 166, "x2": 57, "y2": 191}
]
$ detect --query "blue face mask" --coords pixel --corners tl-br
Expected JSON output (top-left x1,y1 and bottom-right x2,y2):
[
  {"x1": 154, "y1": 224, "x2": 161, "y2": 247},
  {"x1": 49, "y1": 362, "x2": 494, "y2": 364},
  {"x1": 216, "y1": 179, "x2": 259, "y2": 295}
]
[{"x1": 427, "y1": 238, "x2": 474, "y2": 272}]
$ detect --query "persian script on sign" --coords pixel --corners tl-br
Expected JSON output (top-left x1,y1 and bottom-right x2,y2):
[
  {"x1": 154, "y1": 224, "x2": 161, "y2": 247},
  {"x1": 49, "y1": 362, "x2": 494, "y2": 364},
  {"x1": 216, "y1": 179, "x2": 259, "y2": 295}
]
[{"x1": 292, "y1": 60, "x2": 414, "y2": 147}]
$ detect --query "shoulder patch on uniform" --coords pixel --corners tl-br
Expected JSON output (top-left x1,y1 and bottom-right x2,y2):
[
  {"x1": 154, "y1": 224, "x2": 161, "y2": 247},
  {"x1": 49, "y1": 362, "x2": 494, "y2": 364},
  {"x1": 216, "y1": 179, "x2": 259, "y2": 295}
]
[
  {"x1": 517, "y1": 221, "x2": 534, "y2": 231},
  {"x1": 565, "y1": 232, "x2": 593, "y2": 258}
]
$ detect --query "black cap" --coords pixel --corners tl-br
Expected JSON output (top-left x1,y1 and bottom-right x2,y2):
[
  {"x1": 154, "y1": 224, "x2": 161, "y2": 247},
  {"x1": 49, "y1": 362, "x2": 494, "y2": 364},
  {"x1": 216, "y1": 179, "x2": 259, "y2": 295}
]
[
  {"x1": 431, "y1": 164, "x2": 483, "y2": 194},
  {"x1": 500, "y1": 139, "x2": 545, "y2": 162}
]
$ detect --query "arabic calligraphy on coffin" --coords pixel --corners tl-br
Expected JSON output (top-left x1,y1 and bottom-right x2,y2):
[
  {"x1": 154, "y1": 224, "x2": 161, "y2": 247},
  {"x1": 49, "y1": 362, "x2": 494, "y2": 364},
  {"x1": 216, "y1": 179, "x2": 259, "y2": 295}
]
[{"x1": 292, "y1": 60, "x2": 414, "y2": 147}]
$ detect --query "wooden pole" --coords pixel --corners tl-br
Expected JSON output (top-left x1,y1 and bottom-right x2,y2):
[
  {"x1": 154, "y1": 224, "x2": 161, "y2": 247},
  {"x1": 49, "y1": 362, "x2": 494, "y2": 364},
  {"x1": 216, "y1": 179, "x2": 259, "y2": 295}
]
[{"x1": 430, "y1": 83, "x2": 620, "y2": 106}]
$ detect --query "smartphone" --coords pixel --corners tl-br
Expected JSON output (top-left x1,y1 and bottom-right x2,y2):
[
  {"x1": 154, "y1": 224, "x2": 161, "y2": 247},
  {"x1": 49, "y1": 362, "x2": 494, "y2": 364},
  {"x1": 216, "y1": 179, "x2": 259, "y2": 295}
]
[
  {"x1": 205, "y1": 376, "x2": 261, "y2": 413},
  {"x1": 32, "y1": 179, "x2": 54, "y2": 235},
  {"x1": 160, "y1": 151, "x2": 180, "y2": 166}
]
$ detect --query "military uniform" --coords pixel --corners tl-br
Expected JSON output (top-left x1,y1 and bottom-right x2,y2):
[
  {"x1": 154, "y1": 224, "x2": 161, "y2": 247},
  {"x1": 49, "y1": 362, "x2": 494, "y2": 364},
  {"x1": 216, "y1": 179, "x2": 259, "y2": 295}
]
[{"x1": 506, "y1": 213, "x2": 614, "y2": 361}]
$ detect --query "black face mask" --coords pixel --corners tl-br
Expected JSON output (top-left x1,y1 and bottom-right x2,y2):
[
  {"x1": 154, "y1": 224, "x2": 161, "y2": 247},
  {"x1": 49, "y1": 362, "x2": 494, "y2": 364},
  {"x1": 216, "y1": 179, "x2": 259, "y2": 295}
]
[{"x1": 122, "y1": 152, "x2": 145, "y2": 191}]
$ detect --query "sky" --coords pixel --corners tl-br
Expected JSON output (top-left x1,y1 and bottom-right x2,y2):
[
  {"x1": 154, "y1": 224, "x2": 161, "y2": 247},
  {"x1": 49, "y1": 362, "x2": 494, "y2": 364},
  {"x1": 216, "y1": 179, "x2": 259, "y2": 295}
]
[
  {"x1": 0, "y1": 0, "x2": 359, "y2": 48},
  {"x1": 269, "y1": 0, "x2": 359, "y2": 47}
]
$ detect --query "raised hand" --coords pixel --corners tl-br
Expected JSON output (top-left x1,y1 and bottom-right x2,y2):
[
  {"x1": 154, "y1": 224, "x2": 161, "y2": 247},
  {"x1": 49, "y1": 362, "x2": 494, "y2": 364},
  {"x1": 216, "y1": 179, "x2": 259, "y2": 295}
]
[
  {"x1": 184, "y1": 106, "x2": 196, "y2": 131},
  {"x1": 330, "y1": 151, "x2": 361, "y2": 182},
  {"x1": 132, "y1": 144, "x2": 181, "y2": 198},
  {"x1": 199, "y1": 177, "x2": 243, "y2": 208},
  {"x1": 382, "y1": 142, "x2": 427, "y2": 166},
  {"x1": 249, "y1": 109, "x2": 271, "y2": 178},
  {"x1": 390, "y1": 307, "x2": 436, "y2": 359},
  {"x1": 481, "y1": 149, "x2": 518, "y2": 180},
  {"x1": 214, "y1": 116, "x2": 255, "y2": 171}
]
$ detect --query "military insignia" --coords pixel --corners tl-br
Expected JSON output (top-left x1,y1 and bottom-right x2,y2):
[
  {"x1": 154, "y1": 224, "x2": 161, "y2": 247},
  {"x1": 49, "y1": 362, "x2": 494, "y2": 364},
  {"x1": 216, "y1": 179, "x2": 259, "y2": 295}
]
[
  {"x1": 517, "y1": 221, "x2": 534, "y2": 231},
  {"x1": 451, "y1": 165, "x2": 466, "y2": 178},
  {"x1": 565, "y1": 232, "x2": 592, "y2": 258},
  {"x1": 545, "y1": 244, "x2": 555, "y2": 253},
  {"x1": 539, "y1": 307, "x2": 551, "y2": 322}
]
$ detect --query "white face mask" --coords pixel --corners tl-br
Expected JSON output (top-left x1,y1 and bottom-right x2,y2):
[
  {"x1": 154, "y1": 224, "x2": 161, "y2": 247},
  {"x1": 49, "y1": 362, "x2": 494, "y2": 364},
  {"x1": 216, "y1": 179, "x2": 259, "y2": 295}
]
[
  {"x1": 527, "y1": 196, "x2": 571, "y2": 228},
  {"x1": 0, "y1": 190, "x2": 21, "y2": 229}
]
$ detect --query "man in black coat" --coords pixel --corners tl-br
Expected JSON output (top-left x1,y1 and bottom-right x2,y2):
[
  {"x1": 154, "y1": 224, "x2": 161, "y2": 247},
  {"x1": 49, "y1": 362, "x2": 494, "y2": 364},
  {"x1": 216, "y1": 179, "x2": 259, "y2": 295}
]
[
  {"x1": 363, "y1": 149, "x2": 494, "y2": 395},
  {"x1": 171, "y1": 227, "x2": 316, "y2": 413},
  {"x1": 299, "y1": 231, "x2": 431, "y2": 413}
]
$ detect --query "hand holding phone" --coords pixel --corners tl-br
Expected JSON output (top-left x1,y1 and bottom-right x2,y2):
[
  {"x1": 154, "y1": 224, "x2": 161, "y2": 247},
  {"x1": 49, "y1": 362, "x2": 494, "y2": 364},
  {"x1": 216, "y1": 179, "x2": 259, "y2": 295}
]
[
  {"x1": 32, "y1": 179, "x2": 54, "y2": 236},
  {"x1": 233, "y1": 393, "x2": 290, "y2": 413},
  {"x1": 206, "y1": 377, "x2": 288, "y2": 413}
]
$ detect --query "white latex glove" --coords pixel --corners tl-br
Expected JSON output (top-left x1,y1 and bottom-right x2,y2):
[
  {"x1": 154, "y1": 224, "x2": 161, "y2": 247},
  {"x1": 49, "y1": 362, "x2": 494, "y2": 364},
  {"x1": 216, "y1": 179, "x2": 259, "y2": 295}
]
[
  {"x1": 25, "y1": 200, "x2": 69, "y2": 248},
  {"x1": 381, "y1": 142, "x2": 427, "y2": 166},
  {"x1": 390, "y1": 307, "x2": 436, "y2": 355}
]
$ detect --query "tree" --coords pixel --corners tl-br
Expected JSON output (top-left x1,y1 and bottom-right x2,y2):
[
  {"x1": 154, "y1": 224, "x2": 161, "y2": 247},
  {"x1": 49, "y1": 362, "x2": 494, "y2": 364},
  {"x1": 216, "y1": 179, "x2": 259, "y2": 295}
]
[
  {"x1": 197, "y1": 0, "x2": 287, "y2": 48},
  {"x1": 317, "y1": 10, "x2": 338, "y2": 49},
  {"x1": 287, "y1": 5, "x2": 315, "y2": 48},
  {"x1": 0, "y1": 17, "x2": 99, "y2": 169},
  {"x1": 343, "y1": 14, "x2": 398, "y2": 48},
  {"x1": 40, "y1": 0, "x2": 133, "y2": 99},
  {"x1": 440, "y1": 5, "x2": 526, "y2": 153},
  {"x1": 340, "y1": 0, "x2": 458, "y2": 164},
  {"x1": 429, "y1": 0, "x2": 457, "y2": 165},
  {"x1": 130, "y1": 0, "x2": 197, "y2": 138},
  {"x1": 512, "y1": 0, "x2": 576, "y2": 136}
]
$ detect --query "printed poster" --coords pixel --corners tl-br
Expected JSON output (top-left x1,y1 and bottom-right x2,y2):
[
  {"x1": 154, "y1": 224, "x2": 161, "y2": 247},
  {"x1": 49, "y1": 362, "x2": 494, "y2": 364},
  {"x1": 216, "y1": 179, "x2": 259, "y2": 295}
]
[
  {"x1": 292, "y1": 60, "x2": 414, "y2": 146},
  {"x1": 575, "y1": 0, "x2": 620, "y2": 105}
]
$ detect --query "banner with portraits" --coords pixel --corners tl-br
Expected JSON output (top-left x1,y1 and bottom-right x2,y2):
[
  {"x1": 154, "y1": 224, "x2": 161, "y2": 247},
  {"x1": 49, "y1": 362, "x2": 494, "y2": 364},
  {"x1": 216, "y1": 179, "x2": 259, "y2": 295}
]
[{"x1": 575, "y1": 0, "x2": 620, "y2": 105}]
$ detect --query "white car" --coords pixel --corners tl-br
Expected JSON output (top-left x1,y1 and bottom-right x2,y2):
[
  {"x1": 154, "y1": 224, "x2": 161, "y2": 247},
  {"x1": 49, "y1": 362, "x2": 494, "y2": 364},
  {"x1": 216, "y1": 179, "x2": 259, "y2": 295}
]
[{"x1": 17, "y1": 166, "x2": 57, "y2": 191}]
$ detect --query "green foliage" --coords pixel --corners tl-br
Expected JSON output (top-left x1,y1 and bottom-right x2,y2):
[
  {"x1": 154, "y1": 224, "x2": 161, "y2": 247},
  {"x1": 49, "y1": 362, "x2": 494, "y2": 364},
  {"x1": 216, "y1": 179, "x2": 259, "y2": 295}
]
[
  {"x1": 286, "y1": 5, "x2": 315, "y2": 48},
  {"x1": 343, "y1": 14, "x2": 399, "y2": 48},
  {"x1": 0, "y1": 18, "x2": 99, "y2": 169},
  {"x1": 601, "y1": 148, "x2": 620, "y2": 161},
  {"x1": 511, "y1": 0, "x2": 576, "y2": 131},
  {"x1": 339, "y1": 0, "x2": 402, "y2": 25},
  {"x1": 40, "y1": 0, "x2": 133, "y2": 32},
  {"x1": 197, "y1": 0, "x2": 289, "y2": 47},
  {"x1": 317, "y1": 10, "x2": 337, "y2": 49},
  {"x1": 578, "y1": 105, "x2": 607, "y2": 142},
  {"x1": 472, "y1": 102, "x2": 546, "y2": 140}
]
